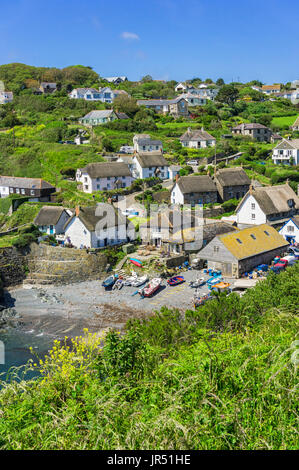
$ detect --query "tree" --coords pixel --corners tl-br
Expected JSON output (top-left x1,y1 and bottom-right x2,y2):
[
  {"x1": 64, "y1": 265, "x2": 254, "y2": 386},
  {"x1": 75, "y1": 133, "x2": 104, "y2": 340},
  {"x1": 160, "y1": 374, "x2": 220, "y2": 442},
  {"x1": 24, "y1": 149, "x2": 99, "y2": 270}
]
[
  {"x1": 141, "y1": 75, "x2": 153, "y2": 83},
  {"x1": 113, "y1": 95, "x2": 139, "y2": 117},
  {"x1": 216, "y1": 84, "x2": 239, "y2": 106},
  {"x1": 216, "y1": 78, "x2": 225, "y2": 86},
  {"x1": 205, "y1": 78, "x2": 213, "y2": 84}
]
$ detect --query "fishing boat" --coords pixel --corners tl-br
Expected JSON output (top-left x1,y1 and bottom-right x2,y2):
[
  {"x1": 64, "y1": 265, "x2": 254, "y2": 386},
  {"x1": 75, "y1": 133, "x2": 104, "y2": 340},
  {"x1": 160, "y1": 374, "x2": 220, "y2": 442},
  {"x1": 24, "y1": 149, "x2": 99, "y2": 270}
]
[
  {"x1": 193, "y1": 292, "x2": 212, "y2": 308},
  {"x1": 123, "y1": 270, "x2": 138, "y2": 286},
  {"x1": 130, "y1": 258, "x2": 143, "y2": 268},
  {"x1": 167, "y1": 275, "x2": 185, "y2": 286},
  {"x1": 139, "y1": 278, "x2": 162, "y2": 297},
  {"x1": 189, "y1": 277, "x2": 206, "y2": 288},
  {"x1": 131, "y1": 275, "x2": 149, "y2": 287},
  {"x1": 210, "y1": 282, "x2": 231, "y2": 294},
  {"x1": 102, "y1": 274, "x2": 117, "y2": 289},
  {"x1": 112, "y1": 278, "x2": 123, "y2": 290}
]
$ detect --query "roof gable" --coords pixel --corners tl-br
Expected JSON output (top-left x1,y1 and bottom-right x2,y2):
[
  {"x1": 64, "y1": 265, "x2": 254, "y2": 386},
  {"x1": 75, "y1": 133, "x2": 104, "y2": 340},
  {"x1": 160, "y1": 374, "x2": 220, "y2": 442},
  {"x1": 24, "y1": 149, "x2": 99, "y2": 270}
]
[{"x1": 214, "y1": 167, "x2": 251, "y2": 187}]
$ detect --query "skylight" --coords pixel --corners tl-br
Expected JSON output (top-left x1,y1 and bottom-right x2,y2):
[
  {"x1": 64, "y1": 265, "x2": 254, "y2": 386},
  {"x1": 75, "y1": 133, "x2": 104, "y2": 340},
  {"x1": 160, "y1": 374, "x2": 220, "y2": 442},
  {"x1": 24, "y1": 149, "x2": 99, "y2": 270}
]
[
  {"x1": 236, "y1": 238, "x2": 242, "y2": 244},
  {"x1": 264, "y1": 231, "x2": 270, "y2": 236},
  {"x1": 250, "y1": 234, "x2": 256, "y2": 240}
]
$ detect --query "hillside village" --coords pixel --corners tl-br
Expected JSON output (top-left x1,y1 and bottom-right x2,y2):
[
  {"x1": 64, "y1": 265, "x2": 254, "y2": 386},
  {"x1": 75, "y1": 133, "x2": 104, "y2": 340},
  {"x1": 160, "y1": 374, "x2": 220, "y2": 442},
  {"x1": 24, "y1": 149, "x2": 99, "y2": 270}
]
[{"x1": 0, "y1": 63, "x2": 299, "y2": 299}]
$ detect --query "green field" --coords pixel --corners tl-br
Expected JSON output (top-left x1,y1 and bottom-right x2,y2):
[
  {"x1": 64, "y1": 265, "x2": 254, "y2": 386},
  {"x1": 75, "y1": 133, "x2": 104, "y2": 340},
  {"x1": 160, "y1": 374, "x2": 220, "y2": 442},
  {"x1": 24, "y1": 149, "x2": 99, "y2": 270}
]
[{"x1": 271, "y1": 115, "x2": 297, "y2": 128}]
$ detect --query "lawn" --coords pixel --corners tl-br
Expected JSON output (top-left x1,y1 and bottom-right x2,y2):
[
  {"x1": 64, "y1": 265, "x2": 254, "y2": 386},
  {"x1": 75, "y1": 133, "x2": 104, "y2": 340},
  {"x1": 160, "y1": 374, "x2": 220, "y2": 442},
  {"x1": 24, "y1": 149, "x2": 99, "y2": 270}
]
[
  {"x1": 0, "y1": 233, "x2": 19, "y2": 247},
  {"x1": 271, "y1": 115, "x2": 297, "y2": 128}
]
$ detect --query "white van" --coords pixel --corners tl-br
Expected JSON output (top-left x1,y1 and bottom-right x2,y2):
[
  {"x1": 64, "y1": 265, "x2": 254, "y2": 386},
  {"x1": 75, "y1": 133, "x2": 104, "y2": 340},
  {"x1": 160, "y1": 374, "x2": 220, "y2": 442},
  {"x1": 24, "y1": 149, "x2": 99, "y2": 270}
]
[{"x1": 280, "y1": 255, "x2": 297, "y2": 266}]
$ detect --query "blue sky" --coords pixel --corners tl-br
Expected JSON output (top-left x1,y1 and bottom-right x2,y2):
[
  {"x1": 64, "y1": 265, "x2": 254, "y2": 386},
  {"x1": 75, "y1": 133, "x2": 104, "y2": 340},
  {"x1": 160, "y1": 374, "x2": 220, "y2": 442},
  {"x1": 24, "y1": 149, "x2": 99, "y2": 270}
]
[{"x1": 0, "y1": 0, "x2": 298, "y2": 83}]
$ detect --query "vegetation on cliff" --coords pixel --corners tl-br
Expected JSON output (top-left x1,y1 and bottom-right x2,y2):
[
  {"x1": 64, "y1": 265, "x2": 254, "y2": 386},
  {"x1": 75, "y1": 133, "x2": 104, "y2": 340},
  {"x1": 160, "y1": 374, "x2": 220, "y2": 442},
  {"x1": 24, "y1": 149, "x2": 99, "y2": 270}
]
[{"x1": 0, "y1": 264, "x2": 298, "y2": 450}]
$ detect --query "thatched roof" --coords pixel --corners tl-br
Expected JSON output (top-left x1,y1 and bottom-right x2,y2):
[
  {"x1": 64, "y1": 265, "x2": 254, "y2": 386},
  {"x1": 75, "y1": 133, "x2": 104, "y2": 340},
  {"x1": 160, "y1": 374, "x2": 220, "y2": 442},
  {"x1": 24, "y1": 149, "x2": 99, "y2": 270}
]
[
  {"x1": 34, "y1": 206, "x2": 68, "y2": 226},
  {"x1": 237, "y1": 184, "x2": 299, "y2": 215},
  {"x1": 80, "y1": 162, "x2": 131, "y2": 178},
  {"x1": 177, "y1": 175, "x2": 217, "y2": 194},
  {"x1": 214, "y1": 167, "x2": 251, "y2": 187}
]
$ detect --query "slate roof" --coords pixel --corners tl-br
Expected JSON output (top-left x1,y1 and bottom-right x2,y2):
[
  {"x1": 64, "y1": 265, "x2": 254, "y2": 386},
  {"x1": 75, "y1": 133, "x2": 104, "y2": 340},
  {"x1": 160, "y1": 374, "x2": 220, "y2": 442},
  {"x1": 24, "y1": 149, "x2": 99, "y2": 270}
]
[
  {"x1": 237, "y1": 184, "x2": 299, "y2": 215},
  {"x1": 214, "y1": 167, "x2": 251, "y2": 187},
  {"x1": 79, "y1": 162, "x2": 131, "y2": 178},
  {"x1": 137, "y1": 138, "x2": 162, "y2": 146},
  {"x1": 64, "y1": 205, "x2": 127, "y2": 232},
  {"x1": 176, "y1": 175, "x2": 217, "y2": 194},
  {"x1": 168, "y1": 221, "x2": 236, "y2": 243},
  {"x1": 134, "y1": 152, "x2": 169, "y2": 168},
  {"x1": 274, "y1": 138, "x2": 299, "y2": 149},
  {"x1": 232, "y1": 123, "x2": 270, "y2": 130},
  {"x1": 34, "y1": 206, "x2": 68, "y2": 226},
  {"x1": 180, "y1": 128, "x2": 216, "y2": 142},
  {"x1": 115, "y1": 112, "x2": 130, "y2": 120},
  {"x1": 74, "y1": 88, "x2": 100, "y2": 94},
  {"x1": 137, "y1": 97, "x2": 186, "y2": 106},
  {"x1": 0, "y1": 176, "x2": 55, "y2": 190},
  {"x1": 218, "y1": 224, "x2": 288, "y2": 260},
  {"x1": 81, "y1": 110, "x2": 116, "y2": 119}
]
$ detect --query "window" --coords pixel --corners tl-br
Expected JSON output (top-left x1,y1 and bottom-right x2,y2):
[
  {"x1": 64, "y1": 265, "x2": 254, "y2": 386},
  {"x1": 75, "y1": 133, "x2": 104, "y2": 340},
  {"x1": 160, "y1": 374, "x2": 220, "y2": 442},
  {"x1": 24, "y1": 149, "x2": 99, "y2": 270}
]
[
  {"x1": 214, "y1": 246, "x2": 219, "y2": 252},
  {"x1": 251, "y1": 214, "x2": 255, "y2": 220},
  {"x1": 236, "y1": 238, "x2": 242, "y2": 244},
  {"x1": 251, "y1": 203, "x2": 255, "y2": 210},
  {"x1": 250, "y1": 234, "x2": 256, "y2": 240},
  {"x1": 287, "y1": 225, "x2": 294, "y2": 232},
  {"x1": 9, "y1": 188, "x2": 13, "y2": 193},
  {"x1": 16, "y1": 188, "x2": 20, "y2": 194},
  {"x1": 30, "y1": 190, "x2": 35, "y2": 196},
  {"x1": 21, "y1": 189, "x2": 25, "y2": 194},
  {"x1": 264, "y1": 230, "x2": 270, "y2": 236}
]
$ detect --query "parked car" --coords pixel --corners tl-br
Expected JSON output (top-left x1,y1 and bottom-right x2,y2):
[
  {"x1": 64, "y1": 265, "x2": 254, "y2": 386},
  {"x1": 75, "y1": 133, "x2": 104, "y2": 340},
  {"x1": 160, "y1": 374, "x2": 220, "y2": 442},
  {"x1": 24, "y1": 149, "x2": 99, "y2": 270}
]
[{"x1": 187, "y1": 160, "x2": 199, "y2": 165}]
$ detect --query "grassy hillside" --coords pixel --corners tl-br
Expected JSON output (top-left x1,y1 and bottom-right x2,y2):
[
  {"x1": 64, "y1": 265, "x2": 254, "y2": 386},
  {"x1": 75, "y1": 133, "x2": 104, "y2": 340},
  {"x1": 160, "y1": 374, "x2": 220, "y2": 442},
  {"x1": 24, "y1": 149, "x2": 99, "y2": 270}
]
[{"x1": 0, "y1": 264, "x2": 298, "y2": 450}]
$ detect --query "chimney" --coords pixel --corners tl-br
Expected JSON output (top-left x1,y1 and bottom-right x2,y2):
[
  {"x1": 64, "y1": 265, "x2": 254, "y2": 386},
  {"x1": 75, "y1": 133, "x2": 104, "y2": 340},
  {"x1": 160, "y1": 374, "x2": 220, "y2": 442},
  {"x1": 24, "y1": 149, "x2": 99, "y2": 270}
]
[
  {"x1": 286, "y1": 178, "x2": 289, "y2": 186},
  {"x1": 75, "y1": 206, "x2": 80, "y2": 217},
  {"x1": 108, "y1": 197, "x2": 112, "y2": 205},
  {"x1": 249, "y1": 184, "x2": 254, "y2": 195},
  {"x1": 175, "y1": 173, "x2": 179, "y2": 183}
]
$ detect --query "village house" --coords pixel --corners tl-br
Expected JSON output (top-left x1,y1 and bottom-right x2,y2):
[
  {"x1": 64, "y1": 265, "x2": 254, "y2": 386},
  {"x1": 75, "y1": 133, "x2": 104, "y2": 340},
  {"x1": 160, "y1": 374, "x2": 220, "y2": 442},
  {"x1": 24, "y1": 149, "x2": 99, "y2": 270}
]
[
  {"x1": 291, "y1": 116, "x2": 299, "y2": 131},
  {"x1": 276, "y1": 90, "x2": 299, "y2": 104},
  {"x1": 278, "y1": 216, "x2": 299, "y2": 245},
  {"x1": 198, "y1": 224, "x2": 289, "y2": 278},
  {"x1": 180, "y1": 127, "x2": 216, "y2": 148},
  {"x1": 76, "y1": 162, "x2": 133, "y2": 193},
  {"x1": 272, "y1": 139, "x2": 299, "y2": 165},
  {"x1": 79, "y1": 110, "x2": 118, "y2": 126},
  {"x1": 34, "y1": 206, "x2": 72, "y2": 235},
  {"x1": 236, "y1": 183, "x2": 299, "y2": 228},
  {"x1": 271, "y1": 133, "x2": 282, "y2": 143},
  {"x1": 168, "y1": 165, "x2": 181, "y2": 180},
  {"x1": 137, "y1": 97, "x2": 189, "y2": 117},
  {"x1": 39, "y1": 82, "x2": 57, "y2": 94},
  {"x1": 139, "y1": 209, "x2": 195, "y2": 248},
  {"x1": 0, "y1": 90, "x2": 13, "y2": 104},
  {"x1": 171, "y1": 175, "x2": 218, "y2": 206},
  {"x1": 252, "y1": 84, "x2": 281, "y2": 95},
  {"x1": 177, "y1": 93, "x2": 207, "y2": 106},
  {"x1": 132, "y1": 152, "x2": 169, "y2": 180},
  {"x1": 69, "y1": 88, "x2": 102, "y2": 100},
  {"x1": 175, "y1": 82, "x2": 189, "y2": 93},
  {"x1": 231, "y1": 123, "x2": 272, "y2": 142},
  {"x1": 63, "y1": 205, "x2": 135, "y2": 249},
  {"x1": 162, "y1": 220, "x2": 236, "y2": 255},
  {"x1": 104, "y1": 76, "x2": 128, "y2": 85},
  {"x1": 116, "y1": 155, "x2": 135, "y2": 174},
  {"x1": 133, "y1": 134, "x2": 163, "y2": 153},
  {"x1": 213, "y1": 167, "x2": 251, "y2": 202},
  {"x1": 0, "y1": 176, "x2": 55, "y2": 201}
]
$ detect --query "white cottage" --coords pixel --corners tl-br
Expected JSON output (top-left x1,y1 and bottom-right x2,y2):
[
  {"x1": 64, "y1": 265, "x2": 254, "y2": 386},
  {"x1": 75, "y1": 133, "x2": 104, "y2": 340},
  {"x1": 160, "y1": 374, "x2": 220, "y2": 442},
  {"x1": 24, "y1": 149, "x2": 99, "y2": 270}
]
[
  {"x1": 133, "y1": 134, "x2": 163, "y2": 153},
  {"x1": 236, "y1": 184, "x2": 299, "y2": 228},
  {"x1": 179, "y1": 128, "x2": 216, "y2": 148},
  {"x1": 34, "y1": 206, "x2": 71, "y2": 235},
  {"x1": 76, "y1": 162, "x2": 133, "y2": 193},
  {"x1": 63, "y1": 205, "x2": 135, "y2": 249},
  {"x1": 278, "y1": 217, "x2": 299, "y2": 244},
  {"x1": 272, "y1": 139, "x2": 299, "y2": 165},
  {"x1": 132, "y1": 152, "x2": 169, "y2": 180}
]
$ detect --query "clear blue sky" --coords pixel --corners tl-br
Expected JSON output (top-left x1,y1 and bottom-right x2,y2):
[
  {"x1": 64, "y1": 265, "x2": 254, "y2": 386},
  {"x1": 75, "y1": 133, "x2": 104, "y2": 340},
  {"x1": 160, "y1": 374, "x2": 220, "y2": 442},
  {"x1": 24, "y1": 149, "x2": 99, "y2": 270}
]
[{"x1": 1, "y1": 0, "x2": 298, "y2": 83}]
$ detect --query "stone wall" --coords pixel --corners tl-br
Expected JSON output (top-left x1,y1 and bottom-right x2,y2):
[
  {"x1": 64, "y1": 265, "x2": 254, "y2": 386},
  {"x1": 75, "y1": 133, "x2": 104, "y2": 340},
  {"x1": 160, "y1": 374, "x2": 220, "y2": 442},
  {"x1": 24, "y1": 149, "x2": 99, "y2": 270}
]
[
  {"x1": 25, "y1": 244, "x2": 108, "y2": 285},
  {"x1": 0, "y1": 246, "x2": 28, "y2": 287}
]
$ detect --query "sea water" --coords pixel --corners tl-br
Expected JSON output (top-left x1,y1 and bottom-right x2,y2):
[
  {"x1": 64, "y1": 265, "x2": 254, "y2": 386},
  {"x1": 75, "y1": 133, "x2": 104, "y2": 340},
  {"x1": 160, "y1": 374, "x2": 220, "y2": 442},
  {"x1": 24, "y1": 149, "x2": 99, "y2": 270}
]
[{"x1": 0, "y1": 329, "x2": 54, "y2": 385}]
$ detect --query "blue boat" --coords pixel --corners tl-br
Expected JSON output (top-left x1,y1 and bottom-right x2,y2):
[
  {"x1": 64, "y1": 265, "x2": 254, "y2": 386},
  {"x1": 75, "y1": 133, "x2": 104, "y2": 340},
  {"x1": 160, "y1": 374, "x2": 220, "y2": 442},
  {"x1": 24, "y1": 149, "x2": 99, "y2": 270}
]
[{"x1": 102, "y1": 274, "x2": 118, "y2": 289}]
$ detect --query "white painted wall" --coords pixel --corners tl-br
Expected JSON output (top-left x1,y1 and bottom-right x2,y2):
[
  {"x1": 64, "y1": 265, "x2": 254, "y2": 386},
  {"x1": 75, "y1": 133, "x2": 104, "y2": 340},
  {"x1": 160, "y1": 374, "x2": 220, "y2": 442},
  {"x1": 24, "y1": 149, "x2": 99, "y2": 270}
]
[
  {"x1": 64, "y1": 217, "x2": 92, "y2": 248},
  {"x1": 272, "y1": 148, "x2": 299, "y2": 165},
  {"x1": 279, "y1": 220, "x2": 299, "y2": 243},
  {"x1": 236, "y1": 194, "x2": 267, "y2": 226},
  {"x1": 76, "y1": 171, "x2": 133, "y2": 193},
  {"x1": 171, "y1": 183, "x2": 184, "y2": 204},
  {"x1": 0, "y1": 186, "x2": 9, "y2": 198}
]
